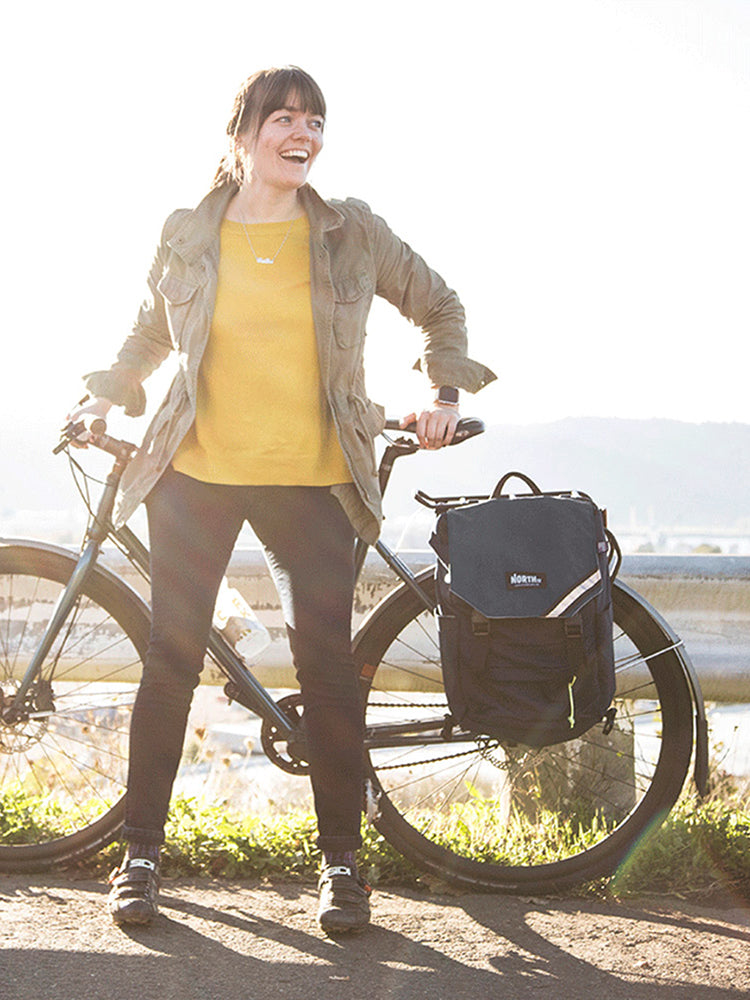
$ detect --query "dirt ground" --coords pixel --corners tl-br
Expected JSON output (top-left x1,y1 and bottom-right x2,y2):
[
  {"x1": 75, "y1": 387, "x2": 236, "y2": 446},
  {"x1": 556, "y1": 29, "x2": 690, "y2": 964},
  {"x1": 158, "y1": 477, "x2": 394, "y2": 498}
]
[{"x1": 2, "y1": 873, "x2": 748, "y2": 1000}]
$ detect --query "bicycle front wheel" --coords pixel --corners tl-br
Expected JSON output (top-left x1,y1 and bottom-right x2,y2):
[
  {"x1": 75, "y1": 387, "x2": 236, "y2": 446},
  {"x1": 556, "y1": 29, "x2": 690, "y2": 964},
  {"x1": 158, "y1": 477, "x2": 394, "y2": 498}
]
[
  {"x1": 0, "y1": 543, "x2": 150, "y2": 871},
  {"x1": 355, "y1": 570, "x2": 694, "y2": 892}
]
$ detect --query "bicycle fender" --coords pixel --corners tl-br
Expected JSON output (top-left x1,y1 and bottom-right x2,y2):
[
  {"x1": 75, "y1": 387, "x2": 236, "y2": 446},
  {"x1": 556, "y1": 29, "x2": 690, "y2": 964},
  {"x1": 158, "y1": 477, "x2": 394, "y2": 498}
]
[
  {"x1": 0, "y1": 536, "x2": 152, "y2": 623},
  {"x1": 614, "y1": 579, "x2": 709, "y2": 797}
]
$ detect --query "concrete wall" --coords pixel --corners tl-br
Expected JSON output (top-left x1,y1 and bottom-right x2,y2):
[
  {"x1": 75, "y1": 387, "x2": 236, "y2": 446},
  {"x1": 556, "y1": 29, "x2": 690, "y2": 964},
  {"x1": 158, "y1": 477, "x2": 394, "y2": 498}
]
[{"x1": 101, "y1": 550, "x2": 750, "y2": 702}]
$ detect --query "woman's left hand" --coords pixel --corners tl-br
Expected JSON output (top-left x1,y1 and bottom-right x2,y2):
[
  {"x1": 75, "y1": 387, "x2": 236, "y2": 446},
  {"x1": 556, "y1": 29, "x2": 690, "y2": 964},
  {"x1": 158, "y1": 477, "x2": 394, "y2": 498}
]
[{"x1": 400, "y1": 406, "x2": 460, "y2": 449}]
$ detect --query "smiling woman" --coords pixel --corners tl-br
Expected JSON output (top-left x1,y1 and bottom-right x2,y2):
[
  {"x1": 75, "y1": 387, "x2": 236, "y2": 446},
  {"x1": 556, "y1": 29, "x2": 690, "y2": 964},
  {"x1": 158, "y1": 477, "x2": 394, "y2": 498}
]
[
  {"x1": 213, "y1": 67, "x2": 327, "y2": 204},
  {"x1": 65, "y1": 64, "x2": 495, "y2": 937}
]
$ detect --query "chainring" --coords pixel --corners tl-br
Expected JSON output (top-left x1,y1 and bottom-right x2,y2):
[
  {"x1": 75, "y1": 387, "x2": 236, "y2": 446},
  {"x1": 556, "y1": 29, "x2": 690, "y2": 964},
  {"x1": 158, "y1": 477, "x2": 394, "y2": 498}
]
[{"x1": 259, "y1": 692, "x2": 310, "y2": 775}]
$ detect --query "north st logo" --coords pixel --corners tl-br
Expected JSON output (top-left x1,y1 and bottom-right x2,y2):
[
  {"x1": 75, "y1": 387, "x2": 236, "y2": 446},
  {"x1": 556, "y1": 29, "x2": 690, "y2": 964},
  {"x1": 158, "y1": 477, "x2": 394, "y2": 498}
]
[{"x1": 506, "y1": 572, "x2": 546, "y2": 589}]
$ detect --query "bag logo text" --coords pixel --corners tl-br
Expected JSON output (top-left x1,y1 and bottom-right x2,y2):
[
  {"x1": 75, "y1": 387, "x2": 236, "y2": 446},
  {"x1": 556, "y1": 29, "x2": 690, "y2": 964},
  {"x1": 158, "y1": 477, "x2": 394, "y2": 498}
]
[{"x1": 506, "y1": 572, "x2": 547, "y2": 589}]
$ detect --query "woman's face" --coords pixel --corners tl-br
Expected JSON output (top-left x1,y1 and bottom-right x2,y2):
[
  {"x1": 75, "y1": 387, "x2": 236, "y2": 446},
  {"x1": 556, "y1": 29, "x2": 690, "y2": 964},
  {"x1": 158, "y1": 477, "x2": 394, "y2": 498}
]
[{"x1": 240, "y1": 102, "x2": 324, "y2": 192}]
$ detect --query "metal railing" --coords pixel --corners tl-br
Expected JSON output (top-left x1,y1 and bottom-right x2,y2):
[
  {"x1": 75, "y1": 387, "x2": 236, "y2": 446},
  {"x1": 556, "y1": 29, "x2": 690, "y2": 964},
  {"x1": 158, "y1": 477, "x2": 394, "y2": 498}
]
[{"x1": 95, "y1": 551, "x2": 750, "y2": 702}]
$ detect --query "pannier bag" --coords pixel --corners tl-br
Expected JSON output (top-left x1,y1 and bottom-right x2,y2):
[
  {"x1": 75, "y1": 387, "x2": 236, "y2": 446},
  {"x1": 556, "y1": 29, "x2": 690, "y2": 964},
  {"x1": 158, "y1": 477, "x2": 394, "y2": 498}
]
[{"x1": 428, "y1": 471, "x2": 620, "y2": 748}]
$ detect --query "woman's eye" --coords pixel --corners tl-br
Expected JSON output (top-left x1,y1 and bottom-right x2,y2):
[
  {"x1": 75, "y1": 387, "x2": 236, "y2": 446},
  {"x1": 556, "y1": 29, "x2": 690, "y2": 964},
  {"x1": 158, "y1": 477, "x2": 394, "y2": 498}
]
[{"x1": 310, "y1": 119, "x2": 324, "y2": 130}]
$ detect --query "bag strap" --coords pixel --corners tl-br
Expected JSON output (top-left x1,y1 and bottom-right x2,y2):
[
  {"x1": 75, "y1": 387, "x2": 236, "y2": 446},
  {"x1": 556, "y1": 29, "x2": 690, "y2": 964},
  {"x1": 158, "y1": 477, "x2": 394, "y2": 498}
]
[
  {"x1": 564, "y1": 617, "x2": 586, "y2": 676},
  {"x1": 491, "y1": 471, "x2": 544, "y2": 498}
]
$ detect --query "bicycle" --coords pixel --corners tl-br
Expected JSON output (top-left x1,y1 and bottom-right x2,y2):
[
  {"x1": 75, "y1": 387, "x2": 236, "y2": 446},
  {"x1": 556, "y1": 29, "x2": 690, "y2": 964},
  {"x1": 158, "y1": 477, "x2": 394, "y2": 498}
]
[{"x1": 0, "y1": 416, "x2": 709, "y2": 892}]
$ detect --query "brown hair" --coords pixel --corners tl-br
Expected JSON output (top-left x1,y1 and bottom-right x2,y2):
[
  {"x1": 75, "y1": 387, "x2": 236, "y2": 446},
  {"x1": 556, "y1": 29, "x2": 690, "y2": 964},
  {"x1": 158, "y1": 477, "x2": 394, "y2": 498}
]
[{"x1": 212, "y1": 66, "x2": 326, "y2": 188}]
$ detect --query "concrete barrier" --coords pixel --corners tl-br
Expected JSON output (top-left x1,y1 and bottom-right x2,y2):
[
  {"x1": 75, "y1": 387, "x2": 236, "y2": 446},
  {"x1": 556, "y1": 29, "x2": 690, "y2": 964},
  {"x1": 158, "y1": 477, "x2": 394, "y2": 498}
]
[
  {"x1": 619, "y1": 555, "x2": 750, "y2": 702},
  {"x1": 97, "y1": 550, "x2": 749, "y2": 702}
]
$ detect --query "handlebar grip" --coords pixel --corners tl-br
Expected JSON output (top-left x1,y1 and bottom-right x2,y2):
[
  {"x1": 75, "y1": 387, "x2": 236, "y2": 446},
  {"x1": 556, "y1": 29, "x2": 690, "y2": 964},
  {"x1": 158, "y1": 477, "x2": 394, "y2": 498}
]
[
  {"x1": 384, "y1": 416, "x2": 485, "y2": 443},
  {"x1": 87, "y1": 416, "x2": 108, "y2": 436},
  {"x1": 69, "y1": 414, "x2": 108, "y2": 436},
  {"x1": 53, "y1": 414, "x2": 108, "y2": 454}
]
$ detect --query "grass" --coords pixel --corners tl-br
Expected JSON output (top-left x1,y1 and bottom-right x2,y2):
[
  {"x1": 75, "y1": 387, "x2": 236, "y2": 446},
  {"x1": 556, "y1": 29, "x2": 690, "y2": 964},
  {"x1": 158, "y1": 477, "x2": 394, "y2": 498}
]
[
  {"x1": 608, "y1": 792, "x2": 750, "y2": 901},
  {"x1": 2, "y1": 787, "x2": 747, "y2": 901}
]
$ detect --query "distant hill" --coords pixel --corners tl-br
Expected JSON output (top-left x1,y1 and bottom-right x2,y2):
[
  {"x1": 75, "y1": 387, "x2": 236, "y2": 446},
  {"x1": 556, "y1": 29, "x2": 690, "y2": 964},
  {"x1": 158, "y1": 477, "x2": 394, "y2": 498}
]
[
  {"x1": 2, "y1": 418, "x2": 748, "y2": 536},
  {"x1": 379, "y1": 417, "x2": 750, "y2": 531}
]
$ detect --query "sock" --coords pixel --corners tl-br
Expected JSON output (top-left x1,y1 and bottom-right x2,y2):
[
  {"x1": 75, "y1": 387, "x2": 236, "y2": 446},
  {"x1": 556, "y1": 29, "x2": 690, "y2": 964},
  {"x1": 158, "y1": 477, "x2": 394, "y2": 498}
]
[
  {"x1": 125, "y1": 842, "x2": 161, "y2": 865},
  {"x1": 323, "y1": 850, "x2": 357, "y2": 871}
]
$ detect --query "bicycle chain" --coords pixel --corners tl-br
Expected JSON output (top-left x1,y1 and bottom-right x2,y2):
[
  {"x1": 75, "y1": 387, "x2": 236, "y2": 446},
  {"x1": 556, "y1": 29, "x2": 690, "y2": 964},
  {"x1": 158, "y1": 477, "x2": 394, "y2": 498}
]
[
  {"x1": 367, "y1": 702, "x2": 514, "y2": 772},
  {"x1": 365, "y1": 703, "x2": 551, "y2": 776},
  {"x1": 367, "y1": 701, "x2": 449, "y2": 709},
  {"x1": 372, "y1": 743, "x2": 499, "y2": 771}
]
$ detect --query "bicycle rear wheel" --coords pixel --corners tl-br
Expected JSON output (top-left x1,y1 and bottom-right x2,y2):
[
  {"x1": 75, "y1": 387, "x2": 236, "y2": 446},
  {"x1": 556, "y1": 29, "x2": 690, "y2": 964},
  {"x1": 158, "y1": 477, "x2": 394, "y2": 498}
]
[
  {"x1": 0, "y1": 543, "x2": 150, "y2": 871},
  {"x1": 355, "y1": 570, "x2": 694, "y2": 892}
]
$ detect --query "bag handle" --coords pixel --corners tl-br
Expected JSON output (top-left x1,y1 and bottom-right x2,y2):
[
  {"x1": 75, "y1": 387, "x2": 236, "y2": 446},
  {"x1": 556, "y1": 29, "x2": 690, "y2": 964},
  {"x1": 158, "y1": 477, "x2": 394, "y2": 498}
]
[
  {"x1": 491, "y1": 471, "x2": 543, "y2": 498},
  {"x1": 607, "y1": 528, "x2": 622, "y2": 581}
]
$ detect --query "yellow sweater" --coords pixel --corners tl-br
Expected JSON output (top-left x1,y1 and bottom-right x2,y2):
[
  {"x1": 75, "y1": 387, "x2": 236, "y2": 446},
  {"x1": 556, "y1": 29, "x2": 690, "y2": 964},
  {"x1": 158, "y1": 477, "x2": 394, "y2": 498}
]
[{"x1": 173, "y1": 215, "x2": 352, "y2": 485}]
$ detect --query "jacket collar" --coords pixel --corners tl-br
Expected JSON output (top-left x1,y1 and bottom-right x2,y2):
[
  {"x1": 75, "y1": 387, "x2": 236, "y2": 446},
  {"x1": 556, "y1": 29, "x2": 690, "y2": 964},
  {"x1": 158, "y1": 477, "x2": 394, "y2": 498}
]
[
  {"x1": 299, "y1": 184, "x2": 344, "y2": 233},
  {"x1": 166, "y1": 182, "x2": 343, "y2": 265}
]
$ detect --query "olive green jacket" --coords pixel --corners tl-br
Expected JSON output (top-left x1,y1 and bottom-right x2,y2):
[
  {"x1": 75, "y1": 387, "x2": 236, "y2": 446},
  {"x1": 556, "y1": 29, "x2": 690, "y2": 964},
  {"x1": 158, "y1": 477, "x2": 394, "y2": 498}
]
[{"x1": 85, "y1": 183, "x2": 495, "y2": 542}]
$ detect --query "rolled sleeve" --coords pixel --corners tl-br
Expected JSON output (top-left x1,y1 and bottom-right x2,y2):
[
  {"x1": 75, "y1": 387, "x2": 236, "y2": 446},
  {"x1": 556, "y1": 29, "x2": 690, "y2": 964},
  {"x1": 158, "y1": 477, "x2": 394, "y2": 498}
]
[
  {"x1": 364, "y1": 206, "x2": 496, "y2": 393},
  {"x1": 83, "y1": 224, "x2": 174, "y2": 415}
]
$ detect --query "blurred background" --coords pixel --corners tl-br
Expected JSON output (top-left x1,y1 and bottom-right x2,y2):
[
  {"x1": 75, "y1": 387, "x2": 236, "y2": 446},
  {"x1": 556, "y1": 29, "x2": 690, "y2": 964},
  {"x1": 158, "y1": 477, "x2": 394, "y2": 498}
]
[{"x1": 1, "y1": 0, "x2": 749, "y2": 548}]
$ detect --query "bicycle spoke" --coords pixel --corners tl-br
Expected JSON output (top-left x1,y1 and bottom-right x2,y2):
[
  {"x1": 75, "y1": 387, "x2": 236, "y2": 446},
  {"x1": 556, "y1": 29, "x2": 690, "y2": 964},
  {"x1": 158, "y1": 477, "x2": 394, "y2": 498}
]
[
  {"x1": 0, "y1": 549, "x2": 147, "y2": 862},
  {"x1": 360, "y1": 573, "x2": 694, "y2": 888},
  {"x1": 43, "y1": 727, "x2": 127, "y2": 789}
]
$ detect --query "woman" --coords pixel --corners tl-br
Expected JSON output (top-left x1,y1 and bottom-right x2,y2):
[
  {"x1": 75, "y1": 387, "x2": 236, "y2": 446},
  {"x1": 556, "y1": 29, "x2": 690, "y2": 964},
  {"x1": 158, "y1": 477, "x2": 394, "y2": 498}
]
[{"x1": 69, "y1": 66, "x2": 495, "y2": 935}]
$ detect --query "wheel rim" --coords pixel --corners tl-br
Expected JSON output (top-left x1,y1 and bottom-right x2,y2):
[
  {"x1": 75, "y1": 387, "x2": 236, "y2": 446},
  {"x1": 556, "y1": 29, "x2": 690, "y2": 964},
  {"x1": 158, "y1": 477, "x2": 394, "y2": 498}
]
[
  {"x1": 0, "y1": 552, "x2": 147, "y2": 855},
  {"x1": 358, "y1": 575, "x2": 693, "y2": 886}
]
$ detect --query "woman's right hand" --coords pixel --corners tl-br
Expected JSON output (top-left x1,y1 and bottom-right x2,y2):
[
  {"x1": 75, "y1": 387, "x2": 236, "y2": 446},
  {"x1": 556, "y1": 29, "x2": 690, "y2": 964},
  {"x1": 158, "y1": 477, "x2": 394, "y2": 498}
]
[{"x1": 64, "y1": 395, "x2": 113, "y2": 447}]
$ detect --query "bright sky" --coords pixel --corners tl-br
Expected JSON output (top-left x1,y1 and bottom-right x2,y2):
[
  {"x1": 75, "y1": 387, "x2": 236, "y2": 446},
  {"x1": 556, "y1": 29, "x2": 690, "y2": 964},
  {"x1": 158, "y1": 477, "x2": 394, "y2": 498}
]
[{"x1": 3, "y1": 0, "x2": 750, "y2": 448}]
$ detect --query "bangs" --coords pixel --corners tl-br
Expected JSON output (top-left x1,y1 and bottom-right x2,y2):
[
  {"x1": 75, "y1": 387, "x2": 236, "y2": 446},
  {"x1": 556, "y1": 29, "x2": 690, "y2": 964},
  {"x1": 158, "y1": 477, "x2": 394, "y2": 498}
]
[{"x1": 256, "y1": 68, "x2": 326, "y2": 132}]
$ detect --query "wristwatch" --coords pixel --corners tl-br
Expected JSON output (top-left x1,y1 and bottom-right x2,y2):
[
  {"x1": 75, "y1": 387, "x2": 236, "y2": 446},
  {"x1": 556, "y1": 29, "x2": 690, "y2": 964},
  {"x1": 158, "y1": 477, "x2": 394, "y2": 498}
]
[{"x1": 434, "y1": 386, "x2": 459, "y2": 407}]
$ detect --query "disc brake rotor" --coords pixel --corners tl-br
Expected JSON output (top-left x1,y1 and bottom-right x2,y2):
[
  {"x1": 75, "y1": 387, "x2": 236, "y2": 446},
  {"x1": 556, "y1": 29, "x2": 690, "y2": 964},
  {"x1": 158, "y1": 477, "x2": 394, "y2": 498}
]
[{"x1": 0, "y1": 682, "x2": 48, "y2": 753}]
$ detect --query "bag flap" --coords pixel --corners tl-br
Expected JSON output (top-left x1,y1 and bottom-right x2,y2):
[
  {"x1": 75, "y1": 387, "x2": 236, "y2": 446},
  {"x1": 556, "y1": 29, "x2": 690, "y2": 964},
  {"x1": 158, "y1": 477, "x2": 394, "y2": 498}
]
[{"x1": 443, "y1": 495, "x2": 607, "y2": 619}]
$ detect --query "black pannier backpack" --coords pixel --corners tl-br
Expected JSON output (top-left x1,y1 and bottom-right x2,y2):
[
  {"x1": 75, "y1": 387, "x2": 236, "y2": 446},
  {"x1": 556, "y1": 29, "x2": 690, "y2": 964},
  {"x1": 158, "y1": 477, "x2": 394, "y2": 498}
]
[{"x1": 427, "y1": 471, "x2": 621, "y2": 748}]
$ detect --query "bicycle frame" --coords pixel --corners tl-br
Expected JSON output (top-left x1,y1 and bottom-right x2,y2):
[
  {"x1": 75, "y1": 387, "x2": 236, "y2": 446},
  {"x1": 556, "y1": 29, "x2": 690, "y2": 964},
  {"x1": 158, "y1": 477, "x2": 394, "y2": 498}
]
[
  {"x1": 6, "y1": 426, "x2": 438, "y2": 745},
  {"x1": 8, "y1": 419, "x2": 706, "y2": 787}
]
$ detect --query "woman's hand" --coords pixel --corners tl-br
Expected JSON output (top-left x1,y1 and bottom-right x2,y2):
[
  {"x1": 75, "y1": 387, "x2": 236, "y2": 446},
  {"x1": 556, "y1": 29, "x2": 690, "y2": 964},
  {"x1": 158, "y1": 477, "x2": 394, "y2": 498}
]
[
  {"x1": 64, "y1": 395, "x2": 113, "y2": 448},
  {"x1": 400, "y1": 406, "x2": 460, "y2": 449}
]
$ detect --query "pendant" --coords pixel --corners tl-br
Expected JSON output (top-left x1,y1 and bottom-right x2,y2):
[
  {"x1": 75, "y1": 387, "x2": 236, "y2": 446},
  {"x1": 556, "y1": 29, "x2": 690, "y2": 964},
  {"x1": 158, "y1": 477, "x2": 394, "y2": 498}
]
[{"x1": 256, "y1": 257, "x2": 274, "y2": 265}]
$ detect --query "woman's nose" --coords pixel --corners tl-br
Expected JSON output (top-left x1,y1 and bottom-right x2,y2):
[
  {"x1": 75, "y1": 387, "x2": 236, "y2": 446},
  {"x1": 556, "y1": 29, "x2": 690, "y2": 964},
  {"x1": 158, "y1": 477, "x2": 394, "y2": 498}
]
[{"x1": 293, "y1": 120, "x2": 315, "y2": 140}]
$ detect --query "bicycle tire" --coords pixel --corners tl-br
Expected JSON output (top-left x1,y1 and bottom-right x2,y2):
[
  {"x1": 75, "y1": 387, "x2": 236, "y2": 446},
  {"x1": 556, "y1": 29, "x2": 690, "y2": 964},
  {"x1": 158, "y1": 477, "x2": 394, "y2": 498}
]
[
  {"x1": 0, "y1": 543, "x2": 151, "y2": 872},
  {"x1": 354, "y1": 569, "x2": 694, "y2": 892}
]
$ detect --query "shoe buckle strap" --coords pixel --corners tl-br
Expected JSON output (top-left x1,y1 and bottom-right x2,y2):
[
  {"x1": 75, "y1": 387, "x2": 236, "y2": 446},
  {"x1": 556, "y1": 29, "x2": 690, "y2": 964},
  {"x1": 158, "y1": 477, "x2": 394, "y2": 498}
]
[
  {"x1": 324, "y1": 865, "x2": 354, "y2": 878},
  {"x1": 127, "y1": 858, "x2": 157, "y2": 871}
]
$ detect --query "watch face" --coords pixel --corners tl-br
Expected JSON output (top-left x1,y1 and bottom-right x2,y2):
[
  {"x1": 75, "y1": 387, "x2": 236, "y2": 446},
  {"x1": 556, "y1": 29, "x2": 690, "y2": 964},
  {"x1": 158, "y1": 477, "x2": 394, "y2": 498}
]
[{"x1": 437, "y1": 386, "x2": 459, "y2": 404}]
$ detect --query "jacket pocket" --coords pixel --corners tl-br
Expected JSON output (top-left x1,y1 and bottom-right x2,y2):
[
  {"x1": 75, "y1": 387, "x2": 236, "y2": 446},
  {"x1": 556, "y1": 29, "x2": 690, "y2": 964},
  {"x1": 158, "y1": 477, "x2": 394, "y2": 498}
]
[
  {"x1": 156, "y1": 272, "x2": 200, "y2": 347},
  {"x1": 332, "y1": 272, "x2": 373, "y2": 348},
  {"x1": 157, "y1": 272, "x2": 198, "y2": 304},
  {"x1": 346, "y1": 394, "x2": 385, "y2": 479},
  {"x1": 360, "y1": 397, "x2": 386, "y2": 437}
]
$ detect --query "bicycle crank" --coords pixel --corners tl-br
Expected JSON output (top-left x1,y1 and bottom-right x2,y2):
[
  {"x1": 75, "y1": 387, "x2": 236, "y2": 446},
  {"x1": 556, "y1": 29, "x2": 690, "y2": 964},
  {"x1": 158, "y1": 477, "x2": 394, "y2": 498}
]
[{"x1": 259, "y1": 693, "x2": 310, "y2": 775}]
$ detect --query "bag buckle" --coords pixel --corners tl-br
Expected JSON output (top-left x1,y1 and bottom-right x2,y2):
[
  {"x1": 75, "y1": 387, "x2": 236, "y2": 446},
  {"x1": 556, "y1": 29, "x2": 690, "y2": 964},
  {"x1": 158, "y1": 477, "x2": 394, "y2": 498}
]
[
  {"x1": 564, "y1": 620, "x2": 583, "y2": 639},
  {"x1": 471, "y1": 611, "x2": 490, "y2": 636}
]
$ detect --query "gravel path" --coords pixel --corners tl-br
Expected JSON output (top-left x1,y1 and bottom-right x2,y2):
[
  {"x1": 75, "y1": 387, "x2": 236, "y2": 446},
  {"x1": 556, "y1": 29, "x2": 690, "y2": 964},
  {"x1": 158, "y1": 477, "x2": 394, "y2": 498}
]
[{"x1": 2, "y1": 874, "x2": 748, "y2": 1000}]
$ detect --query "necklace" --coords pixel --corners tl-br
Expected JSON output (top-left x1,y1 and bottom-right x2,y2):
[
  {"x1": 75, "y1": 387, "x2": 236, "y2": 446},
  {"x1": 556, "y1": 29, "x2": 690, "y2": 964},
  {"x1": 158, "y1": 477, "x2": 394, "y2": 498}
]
[{"x1": 240, "y1": 216, "x2": 296, "y2": 265}]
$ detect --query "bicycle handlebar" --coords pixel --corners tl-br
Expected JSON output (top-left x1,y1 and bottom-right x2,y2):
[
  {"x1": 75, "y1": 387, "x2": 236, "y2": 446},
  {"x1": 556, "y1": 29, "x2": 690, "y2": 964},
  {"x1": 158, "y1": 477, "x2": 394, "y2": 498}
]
[
  {"x1": 54, "y1": 416, "x2": 138, "y2": 462},
  {"x1": 53, "y1": 414, "x2": 485, "y2": 460},
  {"x1": 384, "y1": 416, "x2": 485, "y2": 444},
  {"x1": 54, "y1": 415, "x2": 108, "y2": 454}
]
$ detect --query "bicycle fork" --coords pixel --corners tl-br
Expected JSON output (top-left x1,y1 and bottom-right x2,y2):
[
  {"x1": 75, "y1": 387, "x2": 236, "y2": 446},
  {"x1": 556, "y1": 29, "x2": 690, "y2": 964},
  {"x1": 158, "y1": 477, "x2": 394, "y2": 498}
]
[{"x1": 3, "y1": 467, "x2": 121, "y2": 723}]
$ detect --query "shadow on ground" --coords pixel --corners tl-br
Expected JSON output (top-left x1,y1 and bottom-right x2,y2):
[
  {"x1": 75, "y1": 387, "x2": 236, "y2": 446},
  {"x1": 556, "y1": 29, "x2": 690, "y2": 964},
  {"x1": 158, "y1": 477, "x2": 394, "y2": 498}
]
[{"x1": 2, "y1": 874, "x2": 749, "y2": 1000}]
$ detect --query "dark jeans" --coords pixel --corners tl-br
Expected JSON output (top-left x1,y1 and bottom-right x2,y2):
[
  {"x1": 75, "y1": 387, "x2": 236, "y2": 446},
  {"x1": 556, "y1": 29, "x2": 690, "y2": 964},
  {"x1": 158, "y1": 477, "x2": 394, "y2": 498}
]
[{"x1": 123, "y1": 467, "x2": 363, "y2": 853}]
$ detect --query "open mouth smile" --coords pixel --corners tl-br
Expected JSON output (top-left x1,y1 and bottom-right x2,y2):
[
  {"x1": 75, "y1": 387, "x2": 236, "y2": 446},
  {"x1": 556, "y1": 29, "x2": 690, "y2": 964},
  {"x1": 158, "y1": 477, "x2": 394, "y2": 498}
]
[{"x1": 280, "y1": 149, "x2": 310, "y2": 164}]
